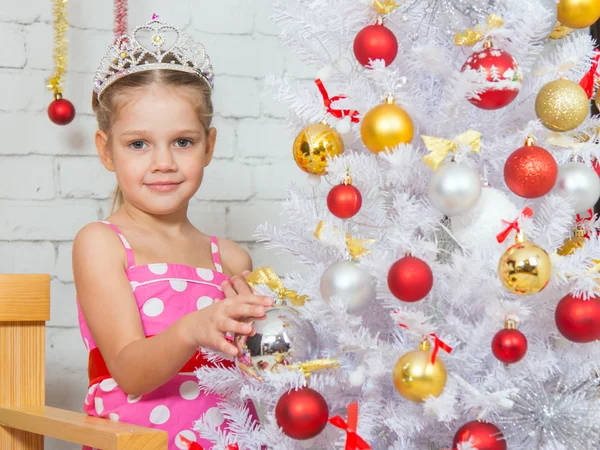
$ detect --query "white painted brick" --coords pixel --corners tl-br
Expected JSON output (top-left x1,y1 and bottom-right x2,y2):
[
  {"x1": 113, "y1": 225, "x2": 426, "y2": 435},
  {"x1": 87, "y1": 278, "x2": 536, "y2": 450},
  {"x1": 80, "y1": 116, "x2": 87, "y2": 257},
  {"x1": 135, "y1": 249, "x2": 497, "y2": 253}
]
[
  {"x1": 49, "y1": 279, "x2": 78, "y2": 327},
  {"x1": 284, "y1": 52, "x2": 319, "y2": 80},
  {"x1": 1, "y1": 23, "x2": 26, "y2": 68},
  {"x1": 0, "y1": 70, "x2": 48, "y2": 112},
  {"x1": 237, "y1": 118, "x2": 292, "y2": 158},
  {"x1": 244, "y1": 242, "x2": 307, "y2": 275},
  {"x1": 67, "y1": 0, "x2": 113, "y2": 30},
  {"x1": 0, "y1": 241, "x2": 55, "y2": 274},
  {"x1": 213, "y1": 76, "x2": 261, "y2": 118},
  {"x1": 252, "y1": 160, "x2": 307, "y2": 200},
  {"x1": 127, "y1": 2, "x2": 192, "y2": 29},
  {"x1": 254, "y1": 0, "x2": 280, "y2": 36},
  {"x1": 0, "y1": 156, "x2": 55, "y2": 199},
  {"x1": 194, "y1": 160, "x2": 253, "y2": 202},
  {"x1": 58, "y1": 157, "x2": 115, "y2": 199},
  {"x1": 190, "y1": 0, "x2": 255, "y2": 34},
  {"x1": 212, "y1": 116, "x2": 236, "y2": 159},
  {"x1": 260, "y1": 90, "x2": 289, "y2": 118},
  {"x1": 55, "y1": 242, "x2": 73, "y2": 282},
  {"x1": 227, "y1": 201, "x2": 286, "y2": 242},
  {"x1": 0, "y1": 0, "x2": 41, "y2": 23},
  {"x1": 187, "y1": 201, "x2": 228, "y2": 237},
  {"x1": 0, "y1": 201, "x2": 99, "y2": 240}
]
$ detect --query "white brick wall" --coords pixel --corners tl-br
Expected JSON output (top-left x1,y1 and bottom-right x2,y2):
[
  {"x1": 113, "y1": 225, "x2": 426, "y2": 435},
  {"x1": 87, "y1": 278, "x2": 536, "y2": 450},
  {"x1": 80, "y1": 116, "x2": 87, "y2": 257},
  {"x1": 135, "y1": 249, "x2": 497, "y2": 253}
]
[{"x1": 0, "y1": 2, "x2": 312, "y2": 448}]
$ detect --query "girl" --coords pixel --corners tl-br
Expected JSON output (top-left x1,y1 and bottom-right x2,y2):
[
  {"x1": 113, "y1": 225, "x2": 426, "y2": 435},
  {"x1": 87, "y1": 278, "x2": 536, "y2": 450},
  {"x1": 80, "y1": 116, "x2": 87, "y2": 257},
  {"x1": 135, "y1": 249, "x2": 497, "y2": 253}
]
[{"x1": 73, "y1": 16, "x2": 270, "y2": 450}]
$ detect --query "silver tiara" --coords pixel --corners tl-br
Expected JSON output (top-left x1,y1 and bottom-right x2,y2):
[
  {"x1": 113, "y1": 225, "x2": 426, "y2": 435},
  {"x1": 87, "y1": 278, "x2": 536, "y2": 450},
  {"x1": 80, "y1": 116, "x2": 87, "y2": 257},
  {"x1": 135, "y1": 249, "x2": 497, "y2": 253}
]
[{"x1": 93, "y1": 15, "x2": 214, "y2": 98}]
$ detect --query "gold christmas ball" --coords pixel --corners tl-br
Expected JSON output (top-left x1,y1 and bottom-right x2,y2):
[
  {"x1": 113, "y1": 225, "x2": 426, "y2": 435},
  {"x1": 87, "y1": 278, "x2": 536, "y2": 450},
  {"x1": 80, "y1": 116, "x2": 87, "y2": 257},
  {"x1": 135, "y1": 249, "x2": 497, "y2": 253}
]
[
  {"x1": 557, "y1": 229, "x2": 586, "y2": 256},
  {"x1": 498, "y1": 240, "x2": 552, "y2": 295},
  {"x1": 360, "y1": 97, "x2": 414, "y2": 153},
  {"x1": 393, "y1": 343, "x2": 447, "y2": 403},
  {"x1": 535, "y1": 79, "x2": 589, "y2": 132},
  {"x1": 557, "y1": 0, "x2": 600, "y2": 29},
  {"x1": 292, "y1": 123, "x2": 344, "y2": 175},
  {"x1": 595, "y1": 87, "x2": 600, "y2": 112}
]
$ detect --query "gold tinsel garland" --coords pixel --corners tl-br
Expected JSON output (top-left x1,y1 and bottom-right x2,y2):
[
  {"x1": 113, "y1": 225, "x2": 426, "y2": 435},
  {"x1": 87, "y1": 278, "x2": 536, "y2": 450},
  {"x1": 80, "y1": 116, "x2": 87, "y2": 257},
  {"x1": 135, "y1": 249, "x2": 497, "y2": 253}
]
[{"x1": 47, "y1": 0, "x2": 69, "y2": 96}]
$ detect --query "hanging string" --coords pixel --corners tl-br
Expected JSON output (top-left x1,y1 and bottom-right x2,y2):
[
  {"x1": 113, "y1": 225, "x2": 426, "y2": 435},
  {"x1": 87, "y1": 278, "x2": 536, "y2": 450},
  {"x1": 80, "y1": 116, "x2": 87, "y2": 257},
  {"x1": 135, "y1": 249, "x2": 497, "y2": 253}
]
[
  {"x1": 47, "y1": 0, "x2": 69, "y2": 97},
  {"x1": 114, "y1": 0, "x2": 128, "y2": 40}
]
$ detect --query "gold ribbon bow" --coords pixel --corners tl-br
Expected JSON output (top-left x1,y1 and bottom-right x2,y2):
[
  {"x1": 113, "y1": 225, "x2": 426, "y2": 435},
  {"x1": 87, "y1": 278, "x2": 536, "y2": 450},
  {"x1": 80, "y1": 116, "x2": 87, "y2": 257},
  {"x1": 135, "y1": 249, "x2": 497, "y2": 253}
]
[
  {"x1": 374, "y1": 0, "x2": 400, "y2": 15},
  {"x1": 455, "y1": 14, "x2": 504, "y2": 46},
  {"x1": 246, "y1": 267, "x2": 308, "y2": 307},
  {"x1": 314, "y1": 221, "x2": 376, "y2": 259},
  {"x1": 421, "y1": 130, "x2": 482, "y2": 170}
]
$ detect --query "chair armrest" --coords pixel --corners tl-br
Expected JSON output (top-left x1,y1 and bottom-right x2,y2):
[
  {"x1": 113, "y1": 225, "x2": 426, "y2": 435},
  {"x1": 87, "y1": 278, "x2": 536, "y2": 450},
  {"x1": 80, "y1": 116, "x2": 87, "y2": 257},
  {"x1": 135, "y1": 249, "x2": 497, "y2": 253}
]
[{"x1": 0, "y1": 406, "x2": 168, "y2": 450}]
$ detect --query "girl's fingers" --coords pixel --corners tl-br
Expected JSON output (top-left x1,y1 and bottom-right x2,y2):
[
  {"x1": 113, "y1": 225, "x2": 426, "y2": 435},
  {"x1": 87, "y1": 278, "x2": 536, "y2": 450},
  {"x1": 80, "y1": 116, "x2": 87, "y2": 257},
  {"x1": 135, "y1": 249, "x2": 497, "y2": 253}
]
[
  {"x1": 217, "y1": 338, "x2": 240, "y2": 357},
  {"x1": 230, "y1": 275, "x2": 253, "y2": 295},
  {"x1": 219, "y1": 317, "x2": 254, "y2": 335},
  {"x1": 221, "y1": 279, "x2": 237, "y2": 297}
]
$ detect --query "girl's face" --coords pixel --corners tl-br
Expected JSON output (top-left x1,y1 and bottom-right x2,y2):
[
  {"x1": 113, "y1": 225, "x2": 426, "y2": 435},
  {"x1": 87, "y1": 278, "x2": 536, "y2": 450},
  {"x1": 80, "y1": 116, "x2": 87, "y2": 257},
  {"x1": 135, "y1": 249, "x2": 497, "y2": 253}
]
[{"x1": 96, "y1": 84, "x2": 216, "y2": 215}]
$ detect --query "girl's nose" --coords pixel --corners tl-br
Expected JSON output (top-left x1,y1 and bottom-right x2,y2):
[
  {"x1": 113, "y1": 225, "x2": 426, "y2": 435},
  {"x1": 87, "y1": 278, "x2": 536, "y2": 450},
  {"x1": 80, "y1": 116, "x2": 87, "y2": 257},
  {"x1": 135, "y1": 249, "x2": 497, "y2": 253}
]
[{"x1": 150, "y1": 146, "x2": 177, "y2": 172}]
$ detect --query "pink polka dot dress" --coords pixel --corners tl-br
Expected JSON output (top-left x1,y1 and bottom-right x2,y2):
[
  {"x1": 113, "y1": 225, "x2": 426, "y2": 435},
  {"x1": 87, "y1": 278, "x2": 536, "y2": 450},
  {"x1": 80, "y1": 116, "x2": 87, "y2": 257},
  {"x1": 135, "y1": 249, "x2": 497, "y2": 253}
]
[{"x1": 77, "y1": 221, "x2": 258, "y2": 450}]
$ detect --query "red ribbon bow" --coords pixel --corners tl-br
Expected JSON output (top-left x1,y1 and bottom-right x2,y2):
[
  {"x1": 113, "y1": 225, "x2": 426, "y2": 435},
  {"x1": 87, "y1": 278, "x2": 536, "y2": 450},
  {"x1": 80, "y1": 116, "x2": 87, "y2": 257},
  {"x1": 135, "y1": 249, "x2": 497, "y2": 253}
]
[
  {"x1": 329, "y1": 402, "x2": 372, "y2": 450},
  {"x1": 179, "y1": 436, "x2": 239, "y2": 450},
  {"x1": 315, "y1": 79, "x2": 360, "y2": 123},
  {"x1": 576, "y1": 209, "x2": 595, "y2": 238},
  {"x1": 579, "y1": 50, "x2": 600, "y2": 99},
  {"x1": 496, "y1": 207, "x2": 534, "y2": 243}
]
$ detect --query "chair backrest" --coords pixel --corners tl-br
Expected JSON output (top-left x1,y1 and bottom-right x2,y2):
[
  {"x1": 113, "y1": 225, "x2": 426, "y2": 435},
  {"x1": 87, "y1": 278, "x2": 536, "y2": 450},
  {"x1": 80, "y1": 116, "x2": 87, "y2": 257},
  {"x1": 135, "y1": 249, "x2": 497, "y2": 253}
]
[{"x1": 0, "y1": 274, "x2": 50, "y2": 449}]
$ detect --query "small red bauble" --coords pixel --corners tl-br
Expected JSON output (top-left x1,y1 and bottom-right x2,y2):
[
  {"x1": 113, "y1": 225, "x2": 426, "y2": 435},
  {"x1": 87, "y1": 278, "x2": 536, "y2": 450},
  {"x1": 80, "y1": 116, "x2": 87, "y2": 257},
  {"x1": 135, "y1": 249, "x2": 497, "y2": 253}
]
[
  {"x1": 48, "y1": 97, "x2": 76, "y2": 125},
  {"x1": 461, "y1": 43, "x2": 522, "y2": 110},
  {"x1": 275, "y1": 387, "x2": 329, "y2": 440},
  {"x1": 353, "y1": 24, "x2": 398, "y2": 68},
  {"x1": 327, "y1": 184, "x2": 362, "y2": 219},
  {"x1": 453, "y1": 421, "x2": 507, "y2": 450},
  {"x1": 504, "y1": 140, "x2": 557, "y2": 198},
  {"x1": 492, "y1": 328, "x2": 528, "y2": 364},
  {"x1": 387, "y1": 255, "x2": 433, "y2": 302},
  {"x1": 555, "y1": 294, "x2": 600, "y2": 343}
]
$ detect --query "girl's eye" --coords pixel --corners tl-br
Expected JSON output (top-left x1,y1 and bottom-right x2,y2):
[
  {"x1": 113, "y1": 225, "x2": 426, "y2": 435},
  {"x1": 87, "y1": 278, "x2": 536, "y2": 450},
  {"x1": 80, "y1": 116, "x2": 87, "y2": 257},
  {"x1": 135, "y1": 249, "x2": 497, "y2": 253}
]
[
  {"x1": 129, "y1": 141, "x2": 147, "y2": 150},
  {"x1": 174, "y1": 139, "x2": 192, "y2": 148}
]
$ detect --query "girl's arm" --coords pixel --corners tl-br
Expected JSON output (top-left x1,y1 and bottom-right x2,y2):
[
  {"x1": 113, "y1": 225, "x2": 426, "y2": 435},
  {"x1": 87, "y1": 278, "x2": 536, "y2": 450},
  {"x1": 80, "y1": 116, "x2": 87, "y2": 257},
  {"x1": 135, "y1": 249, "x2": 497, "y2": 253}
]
[{"x1": 73, "y1": 223, "x2": 270, "y2": 396}]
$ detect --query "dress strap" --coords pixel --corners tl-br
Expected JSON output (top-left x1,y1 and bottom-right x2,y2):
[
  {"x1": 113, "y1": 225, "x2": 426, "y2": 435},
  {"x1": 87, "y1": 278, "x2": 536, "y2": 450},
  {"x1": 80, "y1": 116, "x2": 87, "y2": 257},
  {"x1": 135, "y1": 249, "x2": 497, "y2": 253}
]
[
  {"x1": 210, "y1": 236, "x2": 223, "y2": 273},
  {"x1": 99, "y1": 221, "x2": 135, "y2": 269}
]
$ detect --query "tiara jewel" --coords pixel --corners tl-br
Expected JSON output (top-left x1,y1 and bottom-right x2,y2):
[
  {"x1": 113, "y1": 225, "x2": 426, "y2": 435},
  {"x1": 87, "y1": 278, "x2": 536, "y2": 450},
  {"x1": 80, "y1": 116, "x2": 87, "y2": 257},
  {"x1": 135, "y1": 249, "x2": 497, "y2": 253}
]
[{"x1": 93, "y1": 16, "x2": 214, "y2": 98}]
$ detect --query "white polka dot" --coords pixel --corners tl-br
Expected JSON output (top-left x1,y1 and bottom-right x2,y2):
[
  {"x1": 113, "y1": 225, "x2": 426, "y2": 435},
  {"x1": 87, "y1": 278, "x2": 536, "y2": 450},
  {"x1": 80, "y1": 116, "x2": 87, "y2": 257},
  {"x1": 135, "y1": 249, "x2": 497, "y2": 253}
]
[
  {"x1": 142, "y1": 297, "x2": 164, "y2": 317},
  {"x1": 127, "y1": 394, "x2": 142, "y2": 403},
  {"x1": 204, "y1": 407, "x2": 224, "y2": 427},
  {"x1": 84, "y1": 338, "x2": 90, "y2": 352},
  {"x1": 196, "y1": 296, "x2": 213, "y2": 310},
  {"x1": 88, "y1": 383, "x2": 99, "y2": 396},
  {"x1": 109, "y1": 413, "x2": 120, "y2": 422},
  {"x1": 148, "y1": 263, "x2": 168, "y2": 275},
  {"x1": 149, "y1": 405, "x2": 170, "y2": 425},
  {"x1": 170, "y1": 280, "x2": 187, "y2": 292},
  {"x1": 176, "y1": 430, "x2": 197, "y2": 449},
  {"x1": 196, "y1": 268, "x2": 214, "y2": 281},
  {"x1": 211, "y1": 242, "x2": 219, "y2": 254},
  {"x1": 95, "y1": 398, "x2": 104, "y2": 415},
  {"x1": 119, "y1": 235, "x2": 132, "y2": 249},
  {"x1": 214, "y1": 263, "x2": 223, "y2": 273},
  {"x1": 179, "y1": 380, "x2": 200, "y2": 400},
  {"x1": 130, "y1": 281, "x2": 140, "y2": 291},
  {"x1": 100, "y1": 378, "x2": 118, "y2": 392}
]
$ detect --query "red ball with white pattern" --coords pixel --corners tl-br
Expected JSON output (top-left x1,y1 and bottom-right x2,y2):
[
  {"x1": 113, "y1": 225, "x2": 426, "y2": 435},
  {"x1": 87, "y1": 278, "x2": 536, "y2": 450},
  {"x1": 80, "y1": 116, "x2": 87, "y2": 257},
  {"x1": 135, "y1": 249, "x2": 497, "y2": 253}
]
[
  {"x1": 453, "y1": 421, "x2": 507, "y2": 450},
  {"x1": 461, "y1": 42, "x2": 522, "y2": 110}
]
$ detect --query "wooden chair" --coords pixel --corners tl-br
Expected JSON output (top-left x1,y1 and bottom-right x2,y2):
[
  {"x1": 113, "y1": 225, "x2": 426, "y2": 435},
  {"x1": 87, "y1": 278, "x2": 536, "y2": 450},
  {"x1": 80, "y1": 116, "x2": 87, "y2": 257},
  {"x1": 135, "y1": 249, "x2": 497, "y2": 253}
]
[{"x1": 0, "y1": 274, "x2": 167, "y2": 450}]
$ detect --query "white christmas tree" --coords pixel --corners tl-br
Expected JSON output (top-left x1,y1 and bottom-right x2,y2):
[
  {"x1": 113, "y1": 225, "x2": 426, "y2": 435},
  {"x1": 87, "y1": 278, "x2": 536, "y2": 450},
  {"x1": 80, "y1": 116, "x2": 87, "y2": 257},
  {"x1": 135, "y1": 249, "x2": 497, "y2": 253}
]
[{"x1": 193, "y1": 1, "x2": 600, "y2": 449}]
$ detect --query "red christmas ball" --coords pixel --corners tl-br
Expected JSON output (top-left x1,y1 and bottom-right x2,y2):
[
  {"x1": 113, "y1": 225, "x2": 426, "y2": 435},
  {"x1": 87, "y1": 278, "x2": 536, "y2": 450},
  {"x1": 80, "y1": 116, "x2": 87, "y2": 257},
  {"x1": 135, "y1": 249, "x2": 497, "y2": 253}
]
[
  {"x1": 461, "y1": 45, "x2": 521, "y2": 110},
  {"x1": 453, "y1": 421, "x2": 507, "y2": 450},
  {"x1": 504, "y1": 143, "x2": 558, "y2": 198},
  {"x1": 555, "y1": 294, "x2": 600, "y2": 343},
  {"x1": 48, "y1": 97, "x2": 76, "y2": 125},
  {"x1": 353, "y1": 24, "x2": 398, "y2": 68},
  {"x1": 327, "y1": 184, "x2": 362, "y2": 219},
  {"x1": 491, "y1": 328, "x2": 528, "y2": 364},
  {"x1": 275, "y1": 387, "x2": 329, "y2": 440},
  {"x1": 387, "y1": 255, "x2": 433, "y2": 302}
]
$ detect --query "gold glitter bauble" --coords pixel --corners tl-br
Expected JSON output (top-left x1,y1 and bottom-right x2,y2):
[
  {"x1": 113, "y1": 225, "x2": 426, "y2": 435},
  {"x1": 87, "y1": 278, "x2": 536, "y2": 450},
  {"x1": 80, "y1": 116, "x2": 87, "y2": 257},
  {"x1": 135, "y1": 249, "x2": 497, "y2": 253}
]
[
  {"x1": 557, "y1": 0, "x2": 600, "y2": 29},
  {"x1": 360, "y1": 97, "x2": 414, "y2": 153},
  {"x1": 498, "y1": 239, "x2": 552, "y2": 295},
  {"x1": 557, "y1": 228, "x2": 586, "y2": 256},
  {"x1": 292, "y1": 123, "x2": 344, "y2": 175},
  {"x1": 595, "y1": 87, "x2": 600, "y2": 113},
  {"x1": 392, "y1": 342, "x2": 447, "y2": 403},
  {"x1": 535, "y1": 79, "x2": 589, "y2": 132},
  {"x1": 549, "y1": 21, "x2": 574, "y2": 39}
]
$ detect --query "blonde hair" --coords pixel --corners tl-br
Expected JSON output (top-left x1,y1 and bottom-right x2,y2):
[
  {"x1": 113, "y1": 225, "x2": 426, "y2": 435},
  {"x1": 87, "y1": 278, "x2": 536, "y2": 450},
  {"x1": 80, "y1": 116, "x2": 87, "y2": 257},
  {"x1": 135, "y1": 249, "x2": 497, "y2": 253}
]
[{"x1": 92, "y1": 65, "x2": 214, "y2": 213}]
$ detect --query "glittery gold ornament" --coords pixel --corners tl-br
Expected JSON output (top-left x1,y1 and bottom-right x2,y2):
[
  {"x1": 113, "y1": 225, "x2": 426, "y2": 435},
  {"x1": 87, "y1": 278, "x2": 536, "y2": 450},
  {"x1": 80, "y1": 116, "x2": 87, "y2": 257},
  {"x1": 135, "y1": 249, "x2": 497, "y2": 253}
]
[
  {"x1": 549, "y1": 21, "x2": 574, "y2": 39},
  {"x1": 498, "y1": 235, "x2": 552, "y2": 295},
  {"x1": 557, "y1": 228, "x2": 586, "y2": 256},
  {"x1": 392, "y1": 340, "x2": 447, "y2": 403},
  {"x1": 535, "y1": 79, "x2": 589, "y2": 132},
  {"x1": 293, "y1": 123, "x2": 344, "y2": 175},
  {"x1": 360, "y1": 96, "x2": 414, "y2": 153},
  {"x1": 374, "y1": 0, "x2": 400, "y2": 15},
  {"x1": 557, "y1": 0, "x2": 600, "y2": 29},
  {"x1": 595, "y1": 87, "x2": 600, "y2": 113}
]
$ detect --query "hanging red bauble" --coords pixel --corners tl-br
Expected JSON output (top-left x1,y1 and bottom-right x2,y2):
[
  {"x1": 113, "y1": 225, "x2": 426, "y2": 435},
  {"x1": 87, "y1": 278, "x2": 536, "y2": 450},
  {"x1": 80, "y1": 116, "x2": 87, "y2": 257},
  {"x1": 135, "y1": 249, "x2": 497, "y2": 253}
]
[
  {"x1": 555, "y1": 294, "x2": 600, "y2": 343},
  {"x1": 387, "y1": 255, "x2": 433, "y2": 302},
  {"x1": 461, "y1": 40, "x2": 522, "y2": 110},
  {"x1": 48, "y1": 96, "x2": 75, "y2": 125},
  {"x1": 453, "y1": 421, "x2": 507, "y2": 450},
  {"x1": 327, "y1": 178, "x2": 362, "y2": 219},
  {"x1": 504, "y1": 137, "x2": 558, "y2": 198},
  {"x1": 353, "y1": 23, "x2": 398, "y2": 68},
  {"x1": 491, "y1": 321, "x2": 527, "y2": 364},
  {"x1": 275, "y1": 387, "x2": 329, "y2": 440}
]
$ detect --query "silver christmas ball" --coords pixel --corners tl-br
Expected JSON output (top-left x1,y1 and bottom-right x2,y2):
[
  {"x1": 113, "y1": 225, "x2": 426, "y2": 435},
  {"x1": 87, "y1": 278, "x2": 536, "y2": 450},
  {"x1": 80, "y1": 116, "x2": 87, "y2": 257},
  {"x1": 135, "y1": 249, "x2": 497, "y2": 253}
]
[
  {"x1": 555, "y1": 162, "x2": 600, "y2": 214},
  {"x1": 428, "y1": 163, "x2": 482, "y2": 216},
  {"x1": 320, "y1": 260, "x2": 375, "y2": 313},
  {"x1": 238, "y1": 306, "x2": 317, "y2": 379}
]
